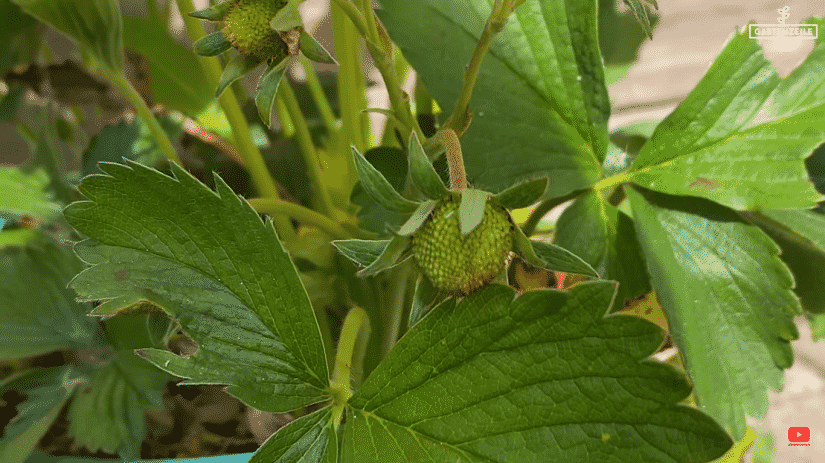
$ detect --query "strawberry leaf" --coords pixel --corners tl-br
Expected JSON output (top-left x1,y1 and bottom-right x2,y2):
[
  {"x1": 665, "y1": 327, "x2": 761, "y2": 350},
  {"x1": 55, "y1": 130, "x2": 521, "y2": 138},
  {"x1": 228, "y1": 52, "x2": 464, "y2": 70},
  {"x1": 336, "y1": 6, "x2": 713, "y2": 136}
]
[
  {"x1": 628, "y1": 188, "x2": 800, "y2": 438},
  {"x1": 64, "y1": 161, "x2": 329, "y2": 413},
  {"x1": 344, "y1": 283, "x2": 732, "y2": 462}
]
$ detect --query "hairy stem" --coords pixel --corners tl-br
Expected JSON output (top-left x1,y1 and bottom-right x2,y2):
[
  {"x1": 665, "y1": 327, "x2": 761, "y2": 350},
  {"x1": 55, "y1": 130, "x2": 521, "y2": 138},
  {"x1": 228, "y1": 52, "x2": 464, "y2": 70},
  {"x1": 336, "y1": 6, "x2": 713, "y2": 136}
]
[
  {"x1": 329, "y1": 306, "x2": 370, "y2": 429},
  {"x1": 436, "y1": 129, "x2": 467, "y2": 191}
]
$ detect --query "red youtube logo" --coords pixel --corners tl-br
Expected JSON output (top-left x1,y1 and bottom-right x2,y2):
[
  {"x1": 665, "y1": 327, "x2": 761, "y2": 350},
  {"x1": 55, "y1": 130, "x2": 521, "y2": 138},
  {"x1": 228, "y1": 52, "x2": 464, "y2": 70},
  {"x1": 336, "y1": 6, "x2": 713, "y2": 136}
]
[{"x1": 788, "y1": 426, "x2": 810, "y2": 445}]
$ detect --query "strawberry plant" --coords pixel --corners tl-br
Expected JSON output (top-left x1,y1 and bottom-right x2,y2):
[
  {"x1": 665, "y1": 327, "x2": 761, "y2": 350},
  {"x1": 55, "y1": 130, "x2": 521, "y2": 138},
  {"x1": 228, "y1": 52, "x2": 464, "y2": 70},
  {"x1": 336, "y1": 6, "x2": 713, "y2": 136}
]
[{"x1": 1, "y1": 0, "x2": 824, "y2": 462}]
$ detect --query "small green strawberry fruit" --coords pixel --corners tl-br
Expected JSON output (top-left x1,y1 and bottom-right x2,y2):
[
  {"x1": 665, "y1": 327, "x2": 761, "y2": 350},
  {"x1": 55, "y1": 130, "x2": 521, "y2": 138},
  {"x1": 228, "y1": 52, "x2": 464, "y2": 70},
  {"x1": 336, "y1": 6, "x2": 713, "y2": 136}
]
[
  {"x1": 412, "y1": 195, "x2": 514, "y2": 295},
  {"x1": 223, "y1": 0, "x2": 289, "y2": 62}
]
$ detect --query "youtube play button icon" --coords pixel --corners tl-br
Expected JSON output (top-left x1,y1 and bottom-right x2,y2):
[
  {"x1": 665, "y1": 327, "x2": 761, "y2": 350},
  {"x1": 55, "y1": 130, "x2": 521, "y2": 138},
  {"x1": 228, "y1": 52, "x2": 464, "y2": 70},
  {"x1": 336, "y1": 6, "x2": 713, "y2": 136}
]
[{"x1": 788, "y1": 426, "x2": 810, "y2": 446}]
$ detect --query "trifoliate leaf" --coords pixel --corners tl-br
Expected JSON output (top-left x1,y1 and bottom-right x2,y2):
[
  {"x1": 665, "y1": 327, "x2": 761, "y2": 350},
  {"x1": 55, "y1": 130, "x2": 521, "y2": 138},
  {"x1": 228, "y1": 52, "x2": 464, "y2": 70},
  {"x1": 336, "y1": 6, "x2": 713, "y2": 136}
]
[
  {"x1": 64, "y1": 161, "x2": 329, "y2": 413},
  {"x1": 628, "y1": 187, "x2": 799, "y2": 439},
  {"x1": 376, "y1": 0, "x2": 607, "y2": 198},
  {"x1": 13, "y1": 0, "x2": 124, "y2": 72},
  {"x1": 344, "y1": 283, "x2": 732, "y2": 462},
  {"x1": 408, "y1": 273, "x2": 442, "y2": 328}
]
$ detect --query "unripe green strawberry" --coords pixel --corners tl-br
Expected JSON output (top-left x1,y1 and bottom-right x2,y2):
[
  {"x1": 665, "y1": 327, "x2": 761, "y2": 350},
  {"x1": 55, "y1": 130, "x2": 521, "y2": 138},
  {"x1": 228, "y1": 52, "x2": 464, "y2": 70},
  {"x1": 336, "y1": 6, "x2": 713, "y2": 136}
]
[
  {"x1": 223, "y1": 0, "x2": 289, "y2": 62},
  {"x1": 412, "y1": 196, "x2": 514, "y2": 295}
]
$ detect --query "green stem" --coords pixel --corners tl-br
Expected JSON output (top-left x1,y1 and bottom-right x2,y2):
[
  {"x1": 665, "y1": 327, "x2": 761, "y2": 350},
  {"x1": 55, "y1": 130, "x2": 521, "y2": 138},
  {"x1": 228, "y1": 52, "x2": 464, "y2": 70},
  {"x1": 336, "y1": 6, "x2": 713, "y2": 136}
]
[
  {"x1": 175, "y1": 0, "x2": 296, "y2": 242},
  {"x1": 360, "y1": 0, "x2": 380, "y2": 44},
  {"x1": 146, "y1": 0, "x2": 161, "y2": 22},
  {"x1": 592, "y1": 171, "x2": 635, "y2": 192},
  {"x1": 247, "y1": 198, "x2": 352, "y2": 240},
  {"x1": 105, "y1": 69, "x2": 181, "y2": 165},
  {"x1": 381, "y1": 261, "x2": 412, "y2": 359},
  {"x1": 521, "y1": 189, "x2": 584, "y2": 237},
  {"x1": 330, "y1": 0, "x2": 370, "y2": 38},
  {"x1": 275, "y1": 95, "x2": 295, "y2": 138},
  {"x1": 331, "y1": 2, "x2": 371, "y2": 151},
  {"x1": 367, "y1": 34, "x2": 424, "y2": 144},
  {"x1": 443, "y1": 0, "x2": 519, "y2": 136},
  {"x1": 279, "y1": 80, "x2": 336, "y2": 217},
  {"x1": 329, "y1": 306, "x2": 370, "y2": 429},
  {"x1": 300, "y1": 56, "x2": 338, "y2": 136},
  {"x1": 332, "y1": 0, "x2": 423, "y2": 144}
]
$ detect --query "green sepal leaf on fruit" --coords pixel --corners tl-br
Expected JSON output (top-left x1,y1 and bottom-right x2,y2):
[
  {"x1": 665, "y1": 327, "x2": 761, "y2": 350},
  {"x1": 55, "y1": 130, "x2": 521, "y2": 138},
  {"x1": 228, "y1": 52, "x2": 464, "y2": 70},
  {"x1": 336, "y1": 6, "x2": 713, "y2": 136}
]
[
  {"x1": 408, "y1": 273, "x2": 445, "y2": 328},
  {"x1": 408, "y1": 132, "x2": 449, "y2": 200},
  {"x1": 269, "y1": 0, "x2": 301, "y2": 31},
  {"x1": 458, "y1": 188, "x2": 490, "y2": 236},
  {"x1": 531, "y1": 240, "x2": 599, "y2": 278},
  {"x1": 193, "y1": 31, "x2": 232, "y2": 57},
  {"x1": 352, "y1": 146, "x2": 420, "y2": 213},
  {"x1": 355, "y1": 234, "x2": 411, "y2": 277},
  {"x1": 216, "y1": 53, "x2": 259, "y2": 98},
  {"x1": 346, "y1": 138, "x2": 596, "y2": 296},
  {"x1": 188, "y1": 1, "x2": 234, "y2": 21},
  {"x1": 512, "y1": 221, "x2": 598, "y2": 277},
  {"x1": 255, "y1": 59, "x2": 288, "y2": 127},
  {"x1": 332, "y1": 239, "x2": 391, "y2": 268},
  {"x1": 299, "y1": 30, "x2": 337, "y2": 64},
  {"x1": 396, "y1": 200, "x2": 437, "y2": 236}
]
